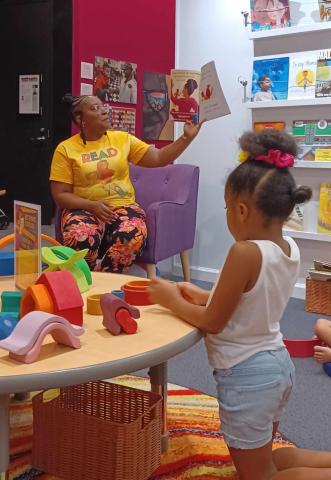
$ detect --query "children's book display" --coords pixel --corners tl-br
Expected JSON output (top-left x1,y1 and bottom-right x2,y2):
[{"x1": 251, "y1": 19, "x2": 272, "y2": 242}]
[
  {"x1": 254, "y1": 121, "x2": 285, "y2": 131},
  {"x1": 308, "y1": 259, "x2": 331, "y2": 281},
  {"x1": 318, "y1": 183, "x2": 331, "y2": 234},
  {"x1": 250, "y1": 0, "x2": 291, "y2": 32},
  {"x1": 170, "y1": 61, "x2": 230, "y2": 123},
  {"x1": 284, "y1": 204, "x2": 304, "y2": 231},
  {"x1": 316, "y1": 50, "x2": 331, "y2": 97},
  {"x1": 252, "y1": 57, "x2": 289, "y2": 101},
  {"x1": 251, "y1": 49, "x2": 331, "y2": 101},
  {"x1": 292, "y1": 119, "x2": 331, "y2": 161},
  {"x1": 319, "y1": 0, "x2": 331, "y2": 21}
]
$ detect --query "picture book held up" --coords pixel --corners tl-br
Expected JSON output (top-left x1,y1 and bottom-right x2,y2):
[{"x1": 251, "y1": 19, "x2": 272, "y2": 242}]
[{"x1": 170, "y1": 61, "x2": 230, "y2": 123}]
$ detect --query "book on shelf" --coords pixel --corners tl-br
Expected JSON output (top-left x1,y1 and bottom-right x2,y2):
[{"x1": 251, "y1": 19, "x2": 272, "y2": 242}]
[
  {"x1": 318, "y1": 183, "x2": 331, "y2": 234},
  {"x1": 292, "y1": 119, "x2": 331, "y2": 161},
  {"x1": 284, "y1": 204, "x2": 304, "y2": 231},
  {"x1": 250, "y1": 0, "x2": 291, "y2": 32},
  {"x1": 170, "y1": 61, "x2": 230, "y2": 123},
  {"x1": 252, "y1": 57, "x2": 289, "y2": 101},
  {"x1": 318, "y1": 0, "x2": 331, "y2": 21},
  {"x1": 287, "y1": 52, "x2": 318, "y2": 100},
  {"x1": 254, "y1": 121, "x2": 285, "y2": 132},
  {"x1": 316, "y1": 50, "x2": 331, "y2": 98}
]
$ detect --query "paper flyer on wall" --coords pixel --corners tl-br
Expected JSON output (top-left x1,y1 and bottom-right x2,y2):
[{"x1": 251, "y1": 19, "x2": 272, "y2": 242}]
[
  {"x1": 14, "y1": 201, "x2": 41, "y2": 291},
  {"x1": 287, "y1": 52, "x2": 318, "y2": 100},
  {"x1": 170, "y1": 61, "x2": 230, "y2": 123}
]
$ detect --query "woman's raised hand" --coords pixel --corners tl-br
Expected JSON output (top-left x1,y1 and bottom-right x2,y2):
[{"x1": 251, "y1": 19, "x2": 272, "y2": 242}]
[{"x1": 183, "y1": 119, "x2": 204, "y2": 141}]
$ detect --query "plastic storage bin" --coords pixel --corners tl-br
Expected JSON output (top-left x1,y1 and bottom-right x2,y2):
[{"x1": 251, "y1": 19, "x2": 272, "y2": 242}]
[
  {"x1": 305, "y1": 277, "x2": 331, "y2": 316},
  {"x1": 32, "y1": 380, "x2": 162, "y2": 480}
]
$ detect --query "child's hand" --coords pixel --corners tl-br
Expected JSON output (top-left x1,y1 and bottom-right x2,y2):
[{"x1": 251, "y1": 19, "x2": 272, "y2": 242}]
[
  {"x1": 177, "y1": 282, "x2": 209, "y2": 305},
  {"x1": 148, "y1": 277, "x2": 182, "y2": 310}
]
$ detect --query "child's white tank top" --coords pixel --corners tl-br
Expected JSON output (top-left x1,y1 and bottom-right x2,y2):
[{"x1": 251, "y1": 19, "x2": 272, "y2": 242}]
[{"x1": 205, "y1": 237, "x2": 300, "y2": 369}]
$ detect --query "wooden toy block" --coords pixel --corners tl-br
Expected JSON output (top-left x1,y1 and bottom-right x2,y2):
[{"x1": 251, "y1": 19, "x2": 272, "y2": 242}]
[
  {"x1": 37, "y1": 271, "x2": 84, "y2": 326},
  {"x1": 0, "y1": 252, "x2": 14, "y2": 276},
  {"x1": 0, "y1": 311, "x2": 84, "y2": 364},
  {"x1": 87, "y1": 294, "x2": 102, "y2": 315},
  {"x1": 51, "y1": 246, "x2": 92, "y2": 286},
  {"x1": 115, "y1": 308, "x2": 138, "y2": 334},
  {"x1": 1, "y1": 291, "x2": 23, "y2": 314},
  {"x1": 284, "y1": 338, "x2": 322, "y2": 357},
  {"x1": 0, "y1": 313, "x2": 18, "y2": 340},
  {"x1": 121, "y1": 281, "x2": 153, "y2": 306},
  {"x1": 20, "y1": 284, "x2": 54, "y2": 318},
  {"x1": 101, "y1": 293, "x2": 140, "y2": 335}
]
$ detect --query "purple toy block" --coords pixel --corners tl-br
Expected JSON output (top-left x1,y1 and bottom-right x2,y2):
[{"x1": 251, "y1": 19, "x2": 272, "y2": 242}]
[
  {"x1": 0, "y1": 311, "x2": 84, "y2": 363},
  {"x1": 100, "y1": 293, "x2": 140, "y2": 335}
]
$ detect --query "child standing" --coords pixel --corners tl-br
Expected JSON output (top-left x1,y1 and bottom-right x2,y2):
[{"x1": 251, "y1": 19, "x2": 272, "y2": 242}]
[{"x1": 149, "y1": 129, "x2": 331, "y2": 479}]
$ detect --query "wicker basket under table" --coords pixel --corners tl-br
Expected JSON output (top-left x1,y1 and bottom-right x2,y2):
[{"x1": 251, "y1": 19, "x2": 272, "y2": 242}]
[
  {"x1": 32, "y1": 380, "x2": 162, "y2": 480},
  {"x1": 305, "y1": 277, "x2": 331, "y2": 316}
]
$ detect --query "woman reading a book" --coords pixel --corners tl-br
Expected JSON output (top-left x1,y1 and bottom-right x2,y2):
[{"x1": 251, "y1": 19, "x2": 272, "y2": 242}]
[
  {"x1": 171, "y1": 78, "x2": 199, "y2": 119},
  {"x1": 50, "y1": 94, "x2": 203, "y2": 273}
]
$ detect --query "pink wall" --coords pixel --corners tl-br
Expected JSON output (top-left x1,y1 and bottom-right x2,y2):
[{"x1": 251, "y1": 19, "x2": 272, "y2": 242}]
[{"x1": 72, "y1": 0, "x2": 176, "y2": 145}]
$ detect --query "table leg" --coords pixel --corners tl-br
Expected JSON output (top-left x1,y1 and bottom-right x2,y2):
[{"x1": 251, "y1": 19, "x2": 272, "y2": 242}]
[
  {"x1": 0, "y1": 394, "x2": 10, "y2": 479},
  {"x1": 149, "y1": 362, "x2": 169, "y2": 452}
]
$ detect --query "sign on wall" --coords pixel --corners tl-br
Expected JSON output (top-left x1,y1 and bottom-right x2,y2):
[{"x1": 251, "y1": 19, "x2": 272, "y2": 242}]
[{"x1": 19, "y1": 74, "x2": 40, "y2": 114}]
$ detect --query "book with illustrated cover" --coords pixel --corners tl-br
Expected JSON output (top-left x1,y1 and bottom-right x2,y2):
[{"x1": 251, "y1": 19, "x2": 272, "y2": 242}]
[
  {"x1": 109, "y1": 107, "x2": 136, "y2": 135},
  {"x1": 318, "y1": 183, "x2": 331, "y2": 234},
  {"x1": 284, "y1": 204, "x2": 304, "y2": 231},
  {"x1": 287, "y1": 53, "x2": 318, "y2": 100},
  {"x1": 316, "y1": 50, "x2": 331, "y2": 98},
  {"x1": 254, "y1": 121, "x2": 285, "y2": 132},
  {"x1": 250, "y1": 0, "x2": 291, "y2": 32},
  {"x1": 292, "y1": 119, "x2": 331, "y2": 160},
  {"x1": 170, "y1": 61, "x2": 230, "y2": 123},
  {"x1": 318, "y1": 0, "x2": 331, "y2": 21},
  {"x1": 252, "y1": 57, "x2": 289, "y2": 101}
]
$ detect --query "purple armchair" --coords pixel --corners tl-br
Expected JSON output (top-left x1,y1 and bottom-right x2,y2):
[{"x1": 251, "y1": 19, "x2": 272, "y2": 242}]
[
  {"x1": 131, "y1": 163, "x2": 199, "y2": 280},
  {"x1": 55, "y1": 163, "x2": 199, "y2": 281}
]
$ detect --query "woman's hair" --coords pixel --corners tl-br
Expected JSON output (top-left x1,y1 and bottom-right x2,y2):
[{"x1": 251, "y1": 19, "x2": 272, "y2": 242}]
[
  {"x1": 226, "y1": 129, "x2": 312, "y2": 221},
  {"x1": 62, "y1": 93, "x2": 91, "y2": 123},
  {"x1": 184, "y1": 79, "x2": 198, "y2": 96}
]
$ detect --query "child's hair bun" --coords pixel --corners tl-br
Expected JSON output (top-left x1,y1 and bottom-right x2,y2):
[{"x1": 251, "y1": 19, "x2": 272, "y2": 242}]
[
  {"x1": 239, "y1": 129, "x2": 298, "y2": 159},
  {"x1": 292, "y1": 186, "x2": 312, "y2": 205}
]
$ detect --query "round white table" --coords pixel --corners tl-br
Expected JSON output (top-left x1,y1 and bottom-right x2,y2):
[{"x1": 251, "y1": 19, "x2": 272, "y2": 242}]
[{"x1": 0, "y1": 272, "x2": 202, "y2": 477}]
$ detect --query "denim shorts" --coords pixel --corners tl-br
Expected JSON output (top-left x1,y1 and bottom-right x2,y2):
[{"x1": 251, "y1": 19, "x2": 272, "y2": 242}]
[{"x1": 213, "y1": 348, "x2": 295, "y2": 450}]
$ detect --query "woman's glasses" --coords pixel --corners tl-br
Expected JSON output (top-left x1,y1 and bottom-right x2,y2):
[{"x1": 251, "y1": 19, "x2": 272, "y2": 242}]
[{"x1": 90, "y1": 104, "x2": 110, "y2": 113}]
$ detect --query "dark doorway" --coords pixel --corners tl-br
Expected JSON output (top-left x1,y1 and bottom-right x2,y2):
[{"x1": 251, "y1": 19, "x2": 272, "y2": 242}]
[{"x1": 0, "y1": 0, "x2": 72, "y2": 224}]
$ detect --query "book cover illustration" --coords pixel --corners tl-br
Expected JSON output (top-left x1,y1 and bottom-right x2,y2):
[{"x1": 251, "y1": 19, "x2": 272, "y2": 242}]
[
  {"x1": 252, "y1": 57, "x2": 289, "y2": 101},
  {"x1": 287, "y1": 53, "x2": 318, "y2": 100},
  {"x1": 199, "y1": 61, "x2": 230, "y2": 122},
  {"x1": 142, "y1": 71, "x2": 174, "y2": 141},
  {"x1": 292, "y1": 119, "x2": 331, "y2": 160},
  {"x1": 170, "y1": 62, "x2": 230, "y2": 123},
  {"x1": 250, "y1": 0, "x2": 291, "y2": 32},
  {"x1": 284, "y1": 204, "x2": 304, "y2": 231},
  {"x1": 254, "y1": 121, "x2": 285, "y2": 132},
  {"x1": 170, "y1": 69, "x2": 200, "y2": 122},
  {"x1": 318, "y1": 183, "x2": 331, "y2": 234},
  {"x1": 109, "y1": 107, "x2": 136, "y2": 135},
  {"x1": 316, "y1": 50, "x2": 331, "y2": 97},
  {"x1": 319, "y1": 0, "x2": 331, "y2": 21}
]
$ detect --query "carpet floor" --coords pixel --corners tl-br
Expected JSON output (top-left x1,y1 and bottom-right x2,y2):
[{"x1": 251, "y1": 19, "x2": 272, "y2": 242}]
[{"x1": 8, "y1": 375, "x2": 293, "y2": 480}]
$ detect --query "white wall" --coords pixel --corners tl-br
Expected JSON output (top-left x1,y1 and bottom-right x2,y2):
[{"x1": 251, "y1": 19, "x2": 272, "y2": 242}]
[{"x1": 173, "y1": 0, "x2": 253, "y2": 281}]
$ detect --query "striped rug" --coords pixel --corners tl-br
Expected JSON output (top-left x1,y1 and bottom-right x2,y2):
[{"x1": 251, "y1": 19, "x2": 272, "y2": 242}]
[{"x1": 8, "y1": 375, "x2": 293, "y2": 479}]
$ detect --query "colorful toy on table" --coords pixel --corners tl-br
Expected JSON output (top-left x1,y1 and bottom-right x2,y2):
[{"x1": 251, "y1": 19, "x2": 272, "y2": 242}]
[
  {"x1": 0, "y1": 252, "x2": 14, "y2": 276},
  {"x1": 0, "y1": 314, "x2": 18, "y2": 340},
  {"x1": 0, "y1": 291, "x2": 23, "y2": 339},
  {"x1": 121, "y1": 280, "x2": 153, "y2": 306},
  {"x1": 86, "y1": 294, "x2": 103, "y2": 315},
  {"x1": 42, "y1": 246, "x2": 91, "y2": 293},
  {"x1": 20, "y1": 270, "x2": 84, "y2": 327},
  {"x1": 100, "y1": 293, "x2": 140, "y2": 335},
  {"x1": 0, "y1": 311, "x2": 84, "y2": 363},
  {"x1": 283, "y1": 338, "x2": 322, "y2": 357}
]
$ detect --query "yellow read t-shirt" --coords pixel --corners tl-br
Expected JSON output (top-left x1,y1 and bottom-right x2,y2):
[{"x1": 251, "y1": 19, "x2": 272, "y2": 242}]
[{"x1": 49, "y1": 131, "x2": 150, "y2": 207}]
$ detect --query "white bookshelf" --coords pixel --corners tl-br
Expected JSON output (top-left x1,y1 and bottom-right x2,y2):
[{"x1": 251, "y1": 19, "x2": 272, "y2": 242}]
[
  {"x1": 294, "y1": 161, "x2": 331, "y2": 169},
  {"x1": 249, "y1": 22, "x2": 331, "y2": 40},
  {"x1": 247, "y1": 98, "x2": 331, "y2": 109},
  {"x1": 283, "y1": 229, "x2": 331, "y2": 242}
]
